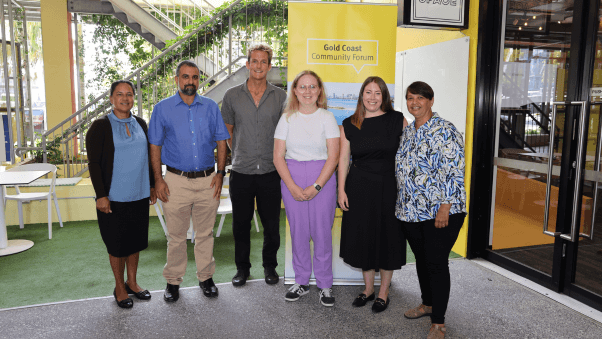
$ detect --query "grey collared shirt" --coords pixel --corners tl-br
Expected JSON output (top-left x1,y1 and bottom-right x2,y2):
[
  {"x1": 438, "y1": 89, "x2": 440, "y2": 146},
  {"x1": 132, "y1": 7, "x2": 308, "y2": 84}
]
[{"x1": 221, "y1": 80, "x2": 287, "y2": 175}]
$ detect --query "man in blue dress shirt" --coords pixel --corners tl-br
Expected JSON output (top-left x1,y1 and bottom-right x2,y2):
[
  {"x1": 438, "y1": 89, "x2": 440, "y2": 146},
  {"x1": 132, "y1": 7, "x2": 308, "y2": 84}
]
[{"x1": 149, "y1": 60, "x2": 230, "y2": 302}]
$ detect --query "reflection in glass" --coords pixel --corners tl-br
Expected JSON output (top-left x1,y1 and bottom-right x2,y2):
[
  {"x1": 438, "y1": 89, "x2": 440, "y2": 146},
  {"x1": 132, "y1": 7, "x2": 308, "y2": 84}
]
[{"x1": 492, "y1": 0, "x2": 573, "y2": 276}]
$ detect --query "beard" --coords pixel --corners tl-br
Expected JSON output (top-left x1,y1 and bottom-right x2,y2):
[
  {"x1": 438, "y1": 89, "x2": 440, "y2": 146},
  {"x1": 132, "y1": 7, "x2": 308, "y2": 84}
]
[{"x1": 180, "y1": 84, "x2": 197, "y2": 96}]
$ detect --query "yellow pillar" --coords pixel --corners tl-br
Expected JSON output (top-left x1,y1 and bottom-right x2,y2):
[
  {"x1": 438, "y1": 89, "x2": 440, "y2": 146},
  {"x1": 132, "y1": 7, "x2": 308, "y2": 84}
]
[{"x1": 40, "y1": 0, "x2": 73, "y2": 130}]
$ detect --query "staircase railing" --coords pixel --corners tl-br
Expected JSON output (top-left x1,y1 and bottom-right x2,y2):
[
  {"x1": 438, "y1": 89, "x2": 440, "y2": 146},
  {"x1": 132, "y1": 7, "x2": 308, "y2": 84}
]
[
  {"x1": 15, "y1": 0, "x2": 287, "y2": 178},
  {"x1": 135, "y1": 0, "x2": 214, "y2": 36}
]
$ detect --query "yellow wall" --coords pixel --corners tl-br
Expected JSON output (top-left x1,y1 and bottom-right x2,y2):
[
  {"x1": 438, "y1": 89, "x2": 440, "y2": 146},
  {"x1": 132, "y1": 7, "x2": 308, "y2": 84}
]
[
  {"x1": 396, "y1": 2, "x2": 480, "y2": 257},
  {"x1": 40, "y1": 0, "x2": 73, "y2": 129}
]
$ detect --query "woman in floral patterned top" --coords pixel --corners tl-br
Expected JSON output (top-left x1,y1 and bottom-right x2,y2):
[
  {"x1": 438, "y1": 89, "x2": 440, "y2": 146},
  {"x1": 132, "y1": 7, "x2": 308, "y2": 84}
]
[{"x1": 395, "y1": 81, "x2": 466, "y2": 339}]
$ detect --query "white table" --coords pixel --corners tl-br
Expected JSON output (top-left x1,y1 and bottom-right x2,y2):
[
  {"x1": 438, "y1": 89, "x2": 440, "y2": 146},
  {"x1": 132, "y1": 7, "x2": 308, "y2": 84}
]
[{"x1": 0, "y1": 170, "x2": 51, "y2": 256}]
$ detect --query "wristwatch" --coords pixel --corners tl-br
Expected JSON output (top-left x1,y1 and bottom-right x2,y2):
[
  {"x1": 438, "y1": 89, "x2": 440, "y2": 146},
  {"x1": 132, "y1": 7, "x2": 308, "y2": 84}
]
[
  {"x1": 313, "y1": 183, "x2": 322, "y2": 192},
  {"x1": 216, "y1": 169, "x2": 227, "y2": 176}
]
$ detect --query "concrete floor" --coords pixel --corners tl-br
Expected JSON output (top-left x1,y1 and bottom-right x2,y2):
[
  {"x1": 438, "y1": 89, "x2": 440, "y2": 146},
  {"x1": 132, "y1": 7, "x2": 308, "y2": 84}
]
[{"x1": 1, "y1": 259, "x2": 602, "y2": 339}]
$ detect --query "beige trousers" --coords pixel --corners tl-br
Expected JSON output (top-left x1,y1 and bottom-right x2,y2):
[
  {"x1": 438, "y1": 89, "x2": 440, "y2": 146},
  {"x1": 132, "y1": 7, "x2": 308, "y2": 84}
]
[{"x1": 162, "y1": 171, "x2": 220, "y2": 284}]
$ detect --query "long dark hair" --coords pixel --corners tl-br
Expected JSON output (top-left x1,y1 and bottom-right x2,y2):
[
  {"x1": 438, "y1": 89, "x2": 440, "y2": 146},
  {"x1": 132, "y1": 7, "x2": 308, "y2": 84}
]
[{"x1": 350, "y1": 76, "x2": 392, "y2": 130}]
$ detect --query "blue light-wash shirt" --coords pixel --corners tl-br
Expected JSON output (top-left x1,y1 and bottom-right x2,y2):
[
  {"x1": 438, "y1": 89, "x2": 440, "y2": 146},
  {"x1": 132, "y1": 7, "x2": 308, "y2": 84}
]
[
  {"x1": 395, "y1": 113, "x2": 467, "y2": 222},
  {"x1": 107, "y1": 112, "x2": 150, "y2": 202},
  {"x1": 148, "y1": 93, "x2": 230, "y2": 172}
]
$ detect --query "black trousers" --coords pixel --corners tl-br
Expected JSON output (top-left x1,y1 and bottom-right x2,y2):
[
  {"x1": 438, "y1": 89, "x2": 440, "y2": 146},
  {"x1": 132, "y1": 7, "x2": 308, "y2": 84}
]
[
  {"x1": 229, "y1": 170, "x2": 282, "y2": 271},
  {"x1": 402, "y1": 212, "x2": 466, "y2": 324}
]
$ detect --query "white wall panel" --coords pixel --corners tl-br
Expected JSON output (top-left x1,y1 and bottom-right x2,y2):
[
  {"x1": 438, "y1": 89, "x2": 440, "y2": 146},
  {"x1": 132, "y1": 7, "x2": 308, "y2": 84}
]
[{"x1": 394, "y1": 37, "x2": 470, "y2": 137}]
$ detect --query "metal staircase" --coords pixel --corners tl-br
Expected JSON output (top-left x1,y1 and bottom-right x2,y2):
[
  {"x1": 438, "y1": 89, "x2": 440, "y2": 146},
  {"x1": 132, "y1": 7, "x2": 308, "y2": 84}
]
[
  {"x1": 132, "y1": 0, "x2": 221, "y2": 36},
  {"x1": 25, "y1": 0, "x2": 287, "y2": 177},
  {"x1": 69, "y1": 0, "x2": 225, "y2": 83},
  {"x1": 69, "y1": 0, "x2": 177, "y2": 49}
]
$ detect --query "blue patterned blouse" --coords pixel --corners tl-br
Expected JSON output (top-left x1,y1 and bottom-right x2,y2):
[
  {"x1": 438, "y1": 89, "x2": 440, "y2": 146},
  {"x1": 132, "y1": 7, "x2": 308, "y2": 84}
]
[{"x1": 395, "y1": 113, "x2": 467, "y2": 222}]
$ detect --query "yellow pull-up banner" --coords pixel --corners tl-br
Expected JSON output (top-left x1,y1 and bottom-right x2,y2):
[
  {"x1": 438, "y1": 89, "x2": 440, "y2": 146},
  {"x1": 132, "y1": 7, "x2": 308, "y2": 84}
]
[
  {"x1": 285, "y1": 2, "x2": 398, "y2": 285},
  {"x1": 288, "y1": 2, "x2": 397, "y2": 84},
  {"x1": 288, "y1": 2, "x2": 397, "y2": 125}
]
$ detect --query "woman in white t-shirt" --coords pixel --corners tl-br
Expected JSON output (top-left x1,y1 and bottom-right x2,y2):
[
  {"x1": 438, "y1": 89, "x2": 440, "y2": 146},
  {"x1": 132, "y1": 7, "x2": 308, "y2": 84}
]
[{"x1": 274, "y1": 70, "x2": 340, "y2": 307}]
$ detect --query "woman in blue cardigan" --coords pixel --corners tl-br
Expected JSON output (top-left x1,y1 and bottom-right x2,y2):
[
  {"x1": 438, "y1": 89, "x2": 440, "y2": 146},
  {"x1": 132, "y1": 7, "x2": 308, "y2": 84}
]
[{"x1": 86, "y1": 80, "x2": 156, "y2": 309}]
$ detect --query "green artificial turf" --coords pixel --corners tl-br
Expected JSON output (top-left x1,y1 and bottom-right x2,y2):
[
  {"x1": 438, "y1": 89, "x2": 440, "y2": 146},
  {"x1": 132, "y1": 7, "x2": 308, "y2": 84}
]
[{"x1": 0, "y1": 211, "x2": 458, "y2": 309}]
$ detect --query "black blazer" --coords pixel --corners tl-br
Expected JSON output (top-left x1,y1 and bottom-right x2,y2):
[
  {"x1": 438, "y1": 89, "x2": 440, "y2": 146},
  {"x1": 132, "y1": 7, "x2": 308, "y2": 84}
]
[{"x1": 86, "y1": 115, "x2": 155, "y2": 200}]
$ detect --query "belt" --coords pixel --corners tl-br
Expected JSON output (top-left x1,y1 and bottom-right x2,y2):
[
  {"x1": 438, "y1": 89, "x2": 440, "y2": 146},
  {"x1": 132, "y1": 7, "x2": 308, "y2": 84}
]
[{"x1": 166, "y1": 165, "x2": 214, "y2": 178}]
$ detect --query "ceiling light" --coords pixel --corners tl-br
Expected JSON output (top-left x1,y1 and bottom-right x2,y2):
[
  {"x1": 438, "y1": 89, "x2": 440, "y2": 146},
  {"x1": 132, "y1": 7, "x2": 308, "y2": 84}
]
[
  {"x1": 539, "y1": 27, "x2": 542, "y2": 30},
  {"x1": 533, "y1": 16, "x2": 536, "y2": 19},
  {"x1": 525, "y1": 22, "x2": 528, "y2": 26},
  {"x1": 519, "y1": 27, "x2": 522, "y2": 30}
]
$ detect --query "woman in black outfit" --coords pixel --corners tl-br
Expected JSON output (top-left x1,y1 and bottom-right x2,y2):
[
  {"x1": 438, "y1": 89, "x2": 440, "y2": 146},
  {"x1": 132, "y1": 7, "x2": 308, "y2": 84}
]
[
  {"x1": 338, "y1": 76, "x2": 408, "y2": 313},
  {"x1": 86, "y1": 80, "x2": 156, "y2": 308}
]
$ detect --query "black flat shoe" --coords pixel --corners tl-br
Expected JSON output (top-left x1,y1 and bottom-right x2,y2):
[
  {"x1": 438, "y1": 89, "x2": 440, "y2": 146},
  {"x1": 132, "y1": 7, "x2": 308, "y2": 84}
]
[
  {"x1": 164, "y1": 283, "x2": 180, "y2": 302},
  {"x1": 113, "y1": 289, "x2": 133, "y2": 309},
  {"x1": 199, "y1": 278, "x2": 219, "y2": 298},
  {"x1": 372, "y1": 297, "x2": 390, "y2": 313},
  {"x1": 232, "y1": 269, "x2": 249, "y2": 287},
  {"x1": 264, "y1": 267, "x2": 279, "y2": 285},
  {"x1": 352, "y1": 293, "x2": 375, "y2": 307},
  {"x1": 125, "y1": 283, "x2": 151, "y2": 300}
]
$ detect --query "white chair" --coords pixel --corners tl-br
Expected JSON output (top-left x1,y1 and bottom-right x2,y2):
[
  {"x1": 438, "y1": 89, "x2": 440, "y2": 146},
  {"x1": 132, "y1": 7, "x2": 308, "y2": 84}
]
[
  {"x1": 214, "y1": 172, "x2": 259, "y2": 237},
  {"x1": 154, "y1": 200, "x2": 169, "y2": 237},
  {"x1": 154, "y1": 165, "x2": 169, "y2": 237},
  {"x1": 5, "y1": 163, "x2": 63, "y2": 239},
  {"x1": 211, "y1": 194, "x2": 259, "y2": 238},
  {"x1": 156, "y1": 170, "x2": 260, "y2": 241},
  {"x1": 193, "y1": 173, "x2": 260, "y2": 239}
]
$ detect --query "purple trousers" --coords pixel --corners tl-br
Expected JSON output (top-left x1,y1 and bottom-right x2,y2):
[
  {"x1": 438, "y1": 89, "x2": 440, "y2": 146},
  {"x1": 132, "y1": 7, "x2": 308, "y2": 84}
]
[{"x1": 281, "y1": 159, "x2": 337, "y2": 289}]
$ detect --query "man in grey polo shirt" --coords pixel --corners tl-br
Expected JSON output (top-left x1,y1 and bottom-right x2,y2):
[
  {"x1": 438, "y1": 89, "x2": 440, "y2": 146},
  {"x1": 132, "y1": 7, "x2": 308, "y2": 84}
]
[{"x1": 221, "y1": 43, "x2": 287, "y2": 286}]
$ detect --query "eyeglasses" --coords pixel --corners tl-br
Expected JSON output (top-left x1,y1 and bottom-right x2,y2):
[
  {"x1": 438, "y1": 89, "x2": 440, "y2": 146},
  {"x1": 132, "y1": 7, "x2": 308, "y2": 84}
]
[{"x1": 297, "y1": 84, "x2": 319, "y2": 92}]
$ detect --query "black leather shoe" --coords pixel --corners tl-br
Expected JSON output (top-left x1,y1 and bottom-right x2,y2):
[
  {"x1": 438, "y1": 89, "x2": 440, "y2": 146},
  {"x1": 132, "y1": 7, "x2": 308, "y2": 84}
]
[
  {"x1": 199, "y1": 278, "x2": 219, "y2": 297},
  {"x1": 372, "y1": 297, "x2": 390, "y2": 313},
  {"x1": 352, "y1": 292, "x2": 375, "y2": 307},
  {"x1": 232, "y1": 270, "x2": 249, "y2": 286},
  {"x1": 264, "y1": 267, "x2": 279, "y2": 285},
  {"x1": 164, "y1": 283, "x2": 180, "y2": 302},
  {"x1": 113, "y1": 289, "x2": 133, "y2": 309},
  {"x1": 125, "y1": 282, "x2": 151, "y2": 300}
]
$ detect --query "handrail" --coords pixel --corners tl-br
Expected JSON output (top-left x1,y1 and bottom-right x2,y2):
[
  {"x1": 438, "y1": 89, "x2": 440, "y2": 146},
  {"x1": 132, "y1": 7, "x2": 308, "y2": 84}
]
[
  {"x1": 16, "y1": 54, "x2": 251, "y2": 155},
  {"x1": 498, "y1": 114, "x2": 536, "y2": 152},
  {"x1": 124, "y1": 0, "x2": 244, "y2": 81},
  {"x1": 525, "y1": 102, "x2": 561, "y2": 137},
  {"x1": 199, "y1": 55, "x2": 246, "y2": 87}
]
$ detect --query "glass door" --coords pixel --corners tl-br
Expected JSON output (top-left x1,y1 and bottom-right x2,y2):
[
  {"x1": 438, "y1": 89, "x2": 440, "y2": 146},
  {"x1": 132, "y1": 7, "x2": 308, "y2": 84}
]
[
  {"x1": 490, "y1": 0, "x2": 574, "y2": 286},
  {"x1": 490, "y1": 0, "x2": 602, "y2": 310},
  {"x1": 562, "y1": 10, "x2": 602, "y2": 307}
]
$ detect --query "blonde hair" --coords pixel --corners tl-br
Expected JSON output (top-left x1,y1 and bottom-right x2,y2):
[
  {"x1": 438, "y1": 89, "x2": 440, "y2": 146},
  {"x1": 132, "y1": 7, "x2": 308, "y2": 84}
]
[
  {"x1": 283, "y1": 70, "x2": 328, "y2": 120},
  {"x1": 247, "y1": 43, "x2": 273, "y2": 64}
]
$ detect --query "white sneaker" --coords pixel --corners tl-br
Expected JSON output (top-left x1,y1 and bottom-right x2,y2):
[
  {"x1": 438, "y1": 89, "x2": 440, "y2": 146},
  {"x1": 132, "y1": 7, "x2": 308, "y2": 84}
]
[
  {"x1": 319, "y1": 288, "x2": 335, "y2": 307},
  {"x1": 285, "y1": 284, "x2": 310, "y2": 301}
]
